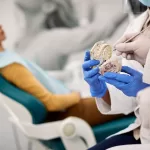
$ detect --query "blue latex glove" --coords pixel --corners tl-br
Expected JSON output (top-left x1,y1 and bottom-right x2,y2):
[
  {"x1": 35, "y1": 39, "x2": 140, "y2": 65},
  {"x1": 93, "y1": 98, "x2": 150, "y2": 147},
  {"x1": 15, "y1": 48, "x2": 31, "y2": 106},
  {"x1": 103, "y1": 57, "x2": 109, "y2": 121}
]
[
  {"x1": 82, "y1": 51, "x2": 107, "y2": 98},
  {"x1": 99, "y1": 66, "x2": 150, "y2": 97}
]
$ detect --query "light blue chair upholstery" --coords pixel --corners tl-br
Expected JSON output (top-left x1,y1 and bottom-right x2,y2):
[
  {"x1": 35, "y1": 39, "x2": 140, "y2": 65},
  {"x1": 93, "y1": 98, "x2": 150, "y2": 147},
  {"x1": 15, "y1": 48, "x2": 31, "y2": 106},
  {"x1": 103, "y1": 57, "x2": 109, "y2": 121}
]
[{"x1": 0, "y1": 75, "x2": 136, "y2": 149}]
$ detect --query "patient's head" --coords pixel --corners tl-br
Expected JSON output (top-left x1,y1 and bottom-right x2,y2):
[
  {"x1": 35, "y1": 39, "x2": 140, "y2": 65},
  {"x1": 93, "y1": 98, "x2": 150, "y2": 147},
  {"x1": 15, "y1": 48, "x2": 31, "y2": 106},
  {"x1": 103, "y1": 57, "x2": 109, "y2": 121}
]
[
  {"x1": 0, "y1": 26, "x2": 5, "y2": 42},
  {"x1": 0, "y1": 26, "x2": 5, "y2": 51}
]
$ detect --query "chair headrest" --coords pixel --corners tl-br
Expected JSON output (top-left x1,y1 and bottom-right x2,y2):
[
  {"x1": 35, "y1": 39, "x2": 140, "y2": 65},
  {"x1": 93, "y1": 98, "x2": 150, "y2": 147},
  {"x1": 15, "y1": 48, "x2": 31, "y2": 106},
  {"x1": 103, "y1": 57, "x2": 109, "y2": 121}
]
[{"x1": 0, "y1": 75, "x2": 48, "y2": 124}]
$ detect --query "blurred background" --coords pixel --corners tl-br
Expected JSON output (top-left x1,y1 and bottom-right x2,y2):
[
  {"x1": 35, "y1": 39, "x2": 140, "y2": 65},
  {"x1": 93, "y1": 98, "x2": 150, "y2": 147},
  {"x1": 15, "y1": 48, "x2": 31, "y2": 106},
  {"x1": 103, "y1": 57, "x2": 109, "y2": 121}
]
[{"x1": 0, "y1": 0, "x2": 147, "y2": 149}]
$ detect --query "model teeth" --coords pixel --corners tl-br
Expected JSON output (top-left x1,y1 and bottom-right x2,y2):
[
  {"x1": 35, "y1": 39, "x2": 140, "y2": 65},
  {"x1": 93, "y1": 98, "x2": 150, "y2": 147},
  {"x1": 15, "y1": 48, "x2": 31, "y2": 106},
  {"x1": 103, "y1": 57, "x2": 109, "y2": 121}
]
[
  {"x1": 90, "y1": 41, "x2": 122, "y2": 74},
  {"x1": 90, "y1": 41, "x2": 112, "y2": 63}
]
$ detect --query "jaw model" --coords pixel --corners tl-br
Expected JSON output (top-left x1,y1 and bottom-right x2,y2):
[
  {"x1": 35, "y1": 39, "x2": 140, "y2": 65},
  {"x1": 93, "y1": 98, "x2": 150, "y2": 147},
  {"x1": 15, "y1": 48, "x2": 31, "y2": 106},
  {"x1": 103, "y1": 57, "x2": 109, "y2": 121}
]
[
  {"x1": 99, "y1": 56, "x2": 122, "y2": 75},
  {"x1": 90, "y1": 41, "x2": 122, "y2": 75},
  {"x1": 90, "y1": 41, "x2": 112, "y2": 65}
]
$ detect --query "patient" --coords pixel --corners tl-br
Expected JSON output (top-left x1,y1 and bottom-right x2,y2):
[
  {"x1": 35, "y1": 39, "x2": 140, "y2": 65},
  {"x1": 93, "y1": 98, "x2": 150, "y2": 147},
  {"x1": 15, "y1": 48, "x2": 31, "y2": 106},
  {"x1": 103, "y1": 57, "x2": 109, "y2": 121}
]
[{"x1": 0, "y1": 26, "x2": 122, "y2": 126}]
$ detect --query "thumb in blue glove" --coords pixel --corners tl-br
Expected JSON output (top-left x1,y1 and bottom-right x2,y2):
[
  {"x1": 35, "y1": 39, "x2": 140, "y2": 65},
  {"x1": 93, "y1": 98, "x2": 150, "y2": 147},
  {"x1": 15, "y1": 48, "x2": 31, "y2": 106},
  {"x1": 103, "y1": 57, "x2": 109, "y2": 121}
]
[
  {"x1": 99, "y1": 66, "x2": 150, "y2": 97},
  {"x1": 82, "y1": 51, "x2": 107, "y2": 98}
]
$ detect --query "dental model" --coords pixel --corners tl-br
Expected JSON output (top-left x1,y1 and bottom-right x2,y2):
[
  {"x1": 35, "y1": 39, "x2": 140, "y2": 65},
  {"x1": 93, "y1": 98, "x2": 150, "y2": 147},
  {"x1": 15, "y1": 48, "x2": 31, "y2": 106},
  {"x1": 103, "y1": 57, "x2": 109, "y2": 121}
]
[
  {"x1": 90, "y1": 41, "x2": 112, "y2": 64},
  {"x1": 90, "y1": 41, "x2": 122, "y2": 75},
  {"x1": 100, "y1": 56, "x2": 122, "y2": 75}
]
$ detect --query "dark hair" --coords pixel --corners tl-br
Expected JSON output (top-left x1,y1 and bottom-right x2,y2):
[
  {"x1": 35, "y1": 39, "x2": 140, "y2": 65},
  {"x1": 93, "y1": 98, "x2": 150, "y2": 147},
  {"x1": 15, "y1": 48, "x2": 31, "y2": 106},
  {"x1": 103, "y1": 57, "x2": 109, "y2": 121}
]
[
  {"x1": 128, "y1": 0, "x2": 147, "y2": 15},
  {"x1": 45, "y1": 0, "x2": 79, "y2": 29}
]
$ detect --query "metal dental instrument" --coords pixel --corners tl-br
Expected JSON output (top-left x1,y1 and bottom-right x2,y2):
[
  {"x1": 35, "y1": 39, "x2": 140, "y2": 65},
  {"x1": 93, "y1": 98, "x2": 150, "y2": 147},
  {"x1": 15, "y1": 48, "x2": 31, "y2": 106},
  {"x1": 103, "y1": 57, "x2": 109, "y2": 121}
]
[{"x1": 113, "y1": 25, "x2": 150, "y2": 51}]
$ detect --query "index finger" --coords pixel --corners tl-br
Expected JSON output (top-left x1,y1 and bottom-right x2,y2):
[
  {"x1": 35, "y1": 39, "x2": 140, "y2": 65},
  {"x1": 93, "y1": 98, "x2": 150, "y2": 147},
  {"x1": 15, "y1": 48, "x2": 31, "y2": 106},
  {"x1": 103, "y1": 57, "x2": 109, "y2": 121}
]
[
  {"x1": 103, "y1": 72, "x2": 133, "y2": 84},
  {"x1": 114, "y1": 32, "x2": 139, "y2": 48},
  {"x1": 121, "y1": 66, "x2": 137, "y2": 76},
  {"x1": 82, "y1": 60, "x2": 100, "y2": 70},
  {"x1": 99, "y1": 76, "x2": 124, "y2": 88},
  {"x1": 84, "y1": 51, "x2": 90, "y2": 61}
]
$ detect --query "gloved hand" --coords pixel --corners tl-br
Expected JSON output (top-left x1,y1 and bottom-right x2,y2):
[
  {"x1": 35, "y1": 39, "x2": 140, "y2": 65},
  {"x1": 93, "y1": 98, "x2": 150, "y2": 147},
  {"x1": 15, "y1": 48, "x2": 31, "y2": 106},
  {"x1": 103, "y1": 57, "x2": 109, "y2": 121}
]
[
  {"x1": 114, "y1": 33, "x2": 150, "y2": 65},
  {"x1": 99, "y1": 66, "x2": 150, "y2": 97},
  {"x1": 82, "y1": 51, "x2": 107, "y2": 98}
]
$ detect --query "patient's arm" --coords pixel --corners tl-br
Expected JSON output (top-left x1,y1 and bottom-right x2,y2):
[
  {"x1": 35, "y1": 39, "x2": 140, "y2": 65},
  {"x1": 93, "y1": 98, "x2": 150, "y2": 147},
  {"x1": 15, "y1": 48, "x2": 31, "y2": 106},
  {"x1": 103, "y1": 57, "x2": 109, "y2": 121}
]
[
  {"x1": 102, "y1": 90, "x2": 111, "y2": 105},
  {"x1": 0, "y1": 63, "x2": 80, "y2": 111}
]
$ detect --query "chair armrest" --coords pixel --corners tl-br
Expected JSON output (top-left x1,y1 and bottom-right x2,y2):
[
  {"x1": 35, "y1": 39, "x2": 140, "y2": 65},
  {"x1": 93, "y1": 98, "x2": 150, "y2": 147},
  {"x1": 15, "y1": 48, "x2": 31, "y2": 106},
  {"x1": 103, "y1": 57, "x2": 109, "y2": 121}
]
[
  {"x1": 10, "y1": 118, "x2": 61, "y2": 140},
  {"x1": 59, "y1": 117, "x2": 96, "y2": 148},
  {"x1": 11, "y1": 117, "x2": 96, "y2": 149}
]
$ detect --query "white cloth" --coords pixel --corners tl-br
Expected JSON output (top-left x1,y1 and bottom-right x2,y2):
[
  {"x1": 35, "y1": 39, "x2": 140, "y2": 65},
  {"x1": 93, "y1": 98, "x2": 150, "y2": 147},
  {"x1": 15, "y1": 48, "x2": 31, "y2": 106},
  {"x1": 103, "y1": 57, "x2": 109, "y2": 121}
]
[
  {"x1": 96, "y1": 10, "x2": 150, "y2": 149},
  {"x1": 143, "y1": 49, "x2": 150, "y2": 84}
]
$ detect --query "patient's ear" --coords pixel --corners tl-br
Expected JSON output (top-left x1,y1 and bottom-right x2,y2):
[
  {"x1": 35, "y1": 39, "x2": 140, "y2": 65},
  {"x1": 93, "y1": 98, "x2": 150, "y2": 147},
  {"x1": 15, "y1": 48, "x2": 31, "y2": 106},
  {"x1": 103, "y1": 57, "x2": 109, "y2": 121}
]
[{"x1": 42, "y1": 0, "x2": 56, "y2": 14}]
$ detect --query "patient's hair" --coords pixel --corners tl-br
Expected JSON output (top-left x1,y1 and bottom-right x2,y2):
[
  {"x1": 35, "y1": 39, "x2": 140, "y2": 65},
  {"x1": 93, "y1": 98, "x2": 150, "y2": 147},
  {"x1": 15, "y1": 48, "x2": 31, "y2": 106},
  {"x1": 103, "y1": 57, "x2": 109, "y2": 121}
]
[
  {"x1": 45, "y1": 0, "x2": 79, "y2": 29},
  {"x1": 128, "y1": 0, "x2": 147, "y2": 15}
]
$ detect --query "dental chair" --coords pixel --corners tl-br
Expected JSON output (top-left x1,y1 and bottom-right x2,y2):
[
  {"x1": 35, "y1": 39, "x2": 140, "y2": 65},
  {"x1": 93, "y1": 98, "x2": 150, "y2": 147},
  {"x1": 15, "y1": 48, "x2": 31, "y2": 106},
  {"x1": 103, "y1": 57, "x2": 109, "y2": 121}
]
[{"x1": 0, "y1": 75, "x2": 136, "y2": 150}]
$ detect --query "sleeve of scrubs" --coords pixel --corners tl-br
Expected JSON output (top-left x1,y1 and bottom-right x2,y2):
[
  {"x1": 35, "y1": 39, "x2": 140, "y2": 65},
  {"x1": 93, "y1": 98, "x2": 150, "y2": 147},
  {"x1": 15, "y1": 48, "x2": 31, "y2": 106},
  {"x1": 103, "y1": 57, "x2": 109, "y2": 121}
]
[{"x1": 143, "y1": 49, "x2": 150, "y2": 84}]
